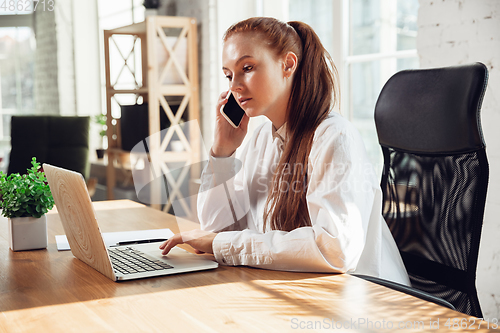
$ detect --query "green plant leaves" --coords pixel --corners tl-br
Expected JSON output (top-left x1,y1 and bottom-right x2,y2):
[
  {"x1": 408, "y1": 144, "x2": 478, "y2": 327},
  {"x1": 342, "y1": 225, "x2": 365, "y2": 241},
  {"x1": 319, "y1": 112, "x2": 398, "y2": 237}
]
[
  {"x1": 94, "y1": 114, "x2": 107, "y2": 138},
  {"x1": 0, "y1": 157, "x2": 55, "y2": 219}
]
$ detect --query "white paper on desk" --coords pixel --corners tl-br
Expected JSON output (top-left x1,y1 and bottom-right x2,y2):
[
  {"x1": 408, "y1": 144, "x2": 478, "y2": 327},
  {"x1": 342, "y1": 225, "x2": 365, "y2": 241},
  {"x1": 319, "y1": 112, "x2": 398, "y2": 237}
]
[{"x1": 55, "y1": 229, "x2": 174, "y2": 251}]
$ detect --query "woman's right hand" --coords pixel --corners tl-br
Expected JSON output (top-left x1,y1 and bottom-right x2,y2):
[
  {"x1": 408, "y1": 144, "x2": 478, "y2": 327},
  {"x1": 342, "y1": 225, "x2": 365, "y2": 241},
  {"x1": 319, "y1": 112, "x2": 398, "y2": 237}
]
[{"x1": 211, "y1": 91, "x2": 250, "y2": 157}]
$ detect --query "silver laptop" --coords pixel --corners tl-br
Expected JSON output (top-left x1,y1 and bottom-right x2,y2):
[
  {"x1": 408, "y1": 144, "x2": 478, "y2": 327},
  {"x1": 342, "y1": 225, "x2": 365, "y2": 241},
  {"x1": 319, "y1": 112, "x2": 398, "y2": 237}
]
[{"x1": 43, "y1": 163, "x2": 218, "y2": 281}]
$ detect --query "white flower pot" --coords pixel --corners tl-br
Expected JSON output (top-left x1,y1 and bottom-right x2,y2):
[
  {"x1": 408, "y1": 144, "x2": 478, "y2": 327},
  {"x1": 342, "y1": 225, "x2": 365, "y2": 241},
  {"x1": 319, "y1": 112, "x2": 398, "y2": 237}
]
[{"x1": 8, "y1": 215, "x2": 48, "y2": 251}]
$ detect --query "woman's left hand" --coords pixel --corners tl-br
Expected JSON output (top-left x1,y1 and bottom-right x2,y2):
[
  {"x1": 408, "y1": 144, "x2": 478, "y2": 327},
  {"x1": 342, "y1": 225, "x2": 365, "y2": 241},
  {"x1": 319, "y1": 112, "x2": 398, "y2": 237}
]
[{"x1": 159, "y1": 230, "x2": 217, "y2": 255}]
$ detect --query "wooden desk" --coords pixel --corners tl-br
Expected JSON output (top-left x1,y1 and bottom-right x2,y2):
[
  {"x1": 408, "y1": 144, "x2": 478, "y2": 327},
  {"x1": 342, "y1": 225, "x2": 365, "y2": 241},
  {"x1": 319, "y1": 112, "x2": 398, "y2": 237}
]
[{"x1": 0, "y1": 200, "x2": 495, "y2": 332}]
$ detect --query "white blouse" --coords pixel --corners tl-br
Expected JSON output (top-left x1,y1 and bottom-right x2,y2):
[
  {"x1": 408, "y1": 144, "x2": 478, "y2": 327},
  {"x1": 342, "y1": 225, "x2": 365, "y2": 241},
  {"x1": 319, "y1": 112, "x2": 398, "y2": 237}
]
[{"x1": 198, "y1": 113, "x2": 410, "y2": 285}]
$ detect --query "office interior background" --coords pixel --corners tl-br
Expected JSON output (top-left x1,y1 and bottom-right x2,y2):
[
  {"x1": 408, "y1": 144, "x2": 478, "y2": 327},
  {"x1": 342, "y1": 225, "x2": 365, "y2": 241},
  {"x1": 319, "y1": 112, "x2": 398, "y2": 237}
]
[{"x1": 0, "y1": 0, "x2": 499, "y2": 319}]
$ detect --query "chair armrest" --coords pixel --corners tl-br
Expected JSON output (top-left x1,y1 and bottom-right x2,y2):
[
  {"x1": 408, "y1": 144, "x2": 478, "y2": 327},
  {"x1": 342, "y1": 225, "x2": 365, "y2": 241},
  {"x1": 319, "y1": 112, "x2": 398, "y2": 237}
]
[{"x1": 352, "y1": 274, "x2": 456, "y2": 311}]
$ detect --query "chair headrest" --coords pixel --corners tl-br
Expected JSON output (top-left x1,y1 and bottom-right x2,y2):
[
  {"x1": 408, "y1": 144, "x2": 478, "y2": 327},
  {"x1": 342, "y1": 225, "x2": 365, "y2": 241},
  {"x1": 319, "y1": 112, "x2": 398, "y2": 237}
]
[{"x1": 375, "y1": 62, "x2": 488, "y2": 154}]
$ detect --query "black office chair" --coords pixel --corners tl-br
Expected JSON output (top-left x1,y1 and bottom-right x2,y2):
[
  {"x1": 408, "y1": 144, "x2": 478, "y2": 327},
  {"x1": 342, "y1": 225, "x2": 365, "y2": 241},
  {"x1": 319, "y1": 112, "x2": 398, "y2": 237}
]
[
  {"x1": 8, "y1": 116, "x2": 91, "y2": 180},
  {"x1": 359, "y1": 63, "x2": 489, "y2": 317}
]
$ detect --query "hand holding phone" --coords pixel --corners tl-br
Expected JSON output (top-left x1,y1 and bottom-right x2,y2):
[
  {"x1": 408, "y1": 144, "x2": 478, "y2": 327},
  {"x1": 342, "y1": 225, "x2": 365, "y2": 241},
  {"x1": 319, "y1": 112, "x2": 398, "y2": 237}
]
[
  {"x1": 221, "y1": 91, "x2": 246, "y2": 128},
  {"x1": 212, "y1": 91, "x2": 249, "y2": 157}
]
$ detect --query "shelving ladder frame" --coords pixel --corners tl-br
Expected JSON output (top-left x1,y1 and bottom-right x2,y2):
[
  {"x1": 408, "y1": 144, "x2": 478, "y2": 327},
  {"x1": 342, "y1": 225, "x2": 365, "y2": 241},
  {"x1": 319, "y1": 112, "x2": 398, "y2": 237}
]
[{"x1": 103, "y1": 16, "x2": 200, "y2": 217}]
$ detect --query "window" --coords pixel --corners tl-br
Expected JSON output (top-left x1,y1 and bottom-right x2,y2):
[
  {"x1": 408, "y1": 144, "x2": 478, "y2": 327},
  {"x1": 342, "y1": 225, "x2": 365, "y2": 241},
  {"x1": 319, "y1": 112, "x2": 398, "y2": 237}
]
[
  {"x1": 288, "y1": 0, "x2": 335, "y2": 56},
  {"x1": 98, "y1": 0, "x2": 145, "y2": 30},
  {"x1": 346, "y1": 0, "x2": 419, "y2": 172},
  {"x1": 97, "y1": 0, "x2": 145, "y2": 140},
  {"x1": 0, "y1": 7, "x2": 35, "y2": 169}
]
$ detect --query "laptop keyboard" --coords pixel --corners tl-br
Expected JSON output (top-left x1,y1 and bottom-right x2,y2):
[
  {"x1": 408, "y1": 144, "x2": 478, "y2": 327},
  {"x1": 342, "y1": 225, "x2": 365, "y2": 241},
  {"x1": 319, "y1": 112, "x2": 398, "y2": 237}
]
[{"x1": 109, "y1": 247, "x2": 173, "y2": 275}]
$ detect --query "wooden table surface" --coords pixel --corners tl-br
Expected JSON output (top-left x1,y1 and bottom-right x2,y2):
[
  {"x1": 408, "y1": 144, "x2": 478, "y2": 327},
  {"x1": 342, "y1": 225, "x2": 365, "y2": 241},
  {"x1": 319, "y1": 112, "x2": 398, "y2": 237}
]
[{"x1": 0, "y1": 200, "x2": 496, "y2": 332}]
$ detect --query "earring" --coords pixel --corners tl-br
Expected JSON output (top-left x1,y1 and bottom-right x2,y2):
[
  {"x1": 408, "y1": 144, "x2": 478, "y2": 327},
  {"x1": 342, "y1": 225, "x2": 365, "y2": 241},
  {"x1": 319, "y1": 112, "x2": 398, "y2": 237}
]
[{"x1": 284, "y1": 68, "x2": 290, "y2": 78}]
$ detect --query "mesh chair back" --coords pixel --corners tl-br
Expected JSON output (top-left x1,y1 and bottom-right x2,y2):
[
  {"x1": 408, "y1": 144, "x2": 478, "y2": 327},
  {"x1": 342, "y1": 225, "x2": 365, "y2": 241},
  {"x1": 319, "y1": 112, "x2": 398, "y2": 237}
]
[{"x1": 374, "y1": 63, "x2": 489, "y2": 317}]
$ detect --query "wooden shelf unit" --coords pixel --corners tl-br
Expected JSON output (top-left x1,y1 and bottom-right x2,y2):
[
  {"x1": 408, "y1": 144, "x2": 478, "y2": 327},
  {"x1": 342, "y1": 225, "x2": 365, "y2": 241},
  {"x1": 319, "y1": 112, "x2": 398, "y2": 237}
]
[{"x1": 103, "y1": 16, "x2": 200, "y2": 217}]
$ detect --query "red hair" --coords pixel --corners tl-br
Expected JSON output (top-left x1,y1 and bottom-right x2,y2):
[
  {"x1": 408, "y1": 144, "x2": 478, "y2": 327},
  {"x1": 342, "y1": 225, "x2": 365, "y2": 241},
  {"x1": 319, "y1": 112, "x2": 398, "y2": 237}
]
[{"x1": 224, "y1": 17, "x2": 339, "y2": 232}]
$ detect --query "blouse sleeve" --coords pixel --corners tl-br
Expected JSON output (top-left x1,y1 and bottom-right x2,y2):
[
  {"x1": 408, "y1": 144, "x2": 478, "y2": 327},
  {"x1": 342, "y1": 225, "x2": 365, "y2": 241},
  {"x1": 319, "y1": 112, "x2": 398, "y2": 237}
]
[{"x1": 196, "y1": 137, "x2": 252, "y2": 233}]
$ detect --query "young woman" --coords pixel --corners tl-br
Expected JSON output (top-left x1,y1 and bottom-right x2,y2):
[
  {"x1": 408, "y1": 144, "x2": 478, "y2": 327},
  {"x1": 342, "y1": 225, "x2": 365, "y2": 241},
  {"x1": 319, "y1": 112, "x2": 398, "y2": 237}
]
[{"x1": 160, "y1": 17, "x2": 409, "y2": 285}]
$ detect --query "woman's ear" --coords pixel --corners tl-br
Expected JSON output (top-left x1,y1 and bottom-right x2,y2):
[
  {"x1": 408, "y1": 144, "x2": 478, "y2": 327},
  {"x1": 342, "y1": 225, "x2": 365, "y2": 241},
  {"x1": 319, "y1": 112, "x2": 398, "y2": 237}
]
[{"x1": 283, "y1": 52, "x2": 298, "y2": 78}]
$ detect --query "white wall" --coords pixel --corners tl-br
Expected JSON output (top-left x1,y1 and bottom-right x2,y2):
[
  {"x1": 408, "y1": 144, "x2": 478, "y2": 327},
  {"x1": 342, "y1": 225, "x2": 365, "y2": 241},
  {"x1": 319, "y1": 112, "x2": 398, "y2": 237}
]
[
  {"x1": 73, "y1": 0, "x2": 101, "y2": 119},
  {"x1": 35, "y1": 0, "x2": 101, "y2": 153},
  {"x1": 418, "y1": 0, "x2": 500, "y2": 319},
  {"x1": 34, "y1": 9, "x2": 60, "y2": 114},
  {"x1": 72, "y1": 0, "x2": 102, "y2": 154},
  {"x1": 55, "y1": 0, "x2": 76, "y2": 116}
]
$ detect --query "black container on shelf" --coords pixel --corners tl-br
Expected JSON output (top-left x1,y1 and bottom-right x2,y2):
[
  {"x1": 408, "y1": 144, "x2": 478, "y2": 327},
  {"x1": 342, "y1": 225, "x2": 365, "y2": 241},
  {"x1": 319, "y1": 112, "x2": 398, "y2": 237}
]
[{"x1": 120, "y1": 103, "x2": 183, "y2": 152}]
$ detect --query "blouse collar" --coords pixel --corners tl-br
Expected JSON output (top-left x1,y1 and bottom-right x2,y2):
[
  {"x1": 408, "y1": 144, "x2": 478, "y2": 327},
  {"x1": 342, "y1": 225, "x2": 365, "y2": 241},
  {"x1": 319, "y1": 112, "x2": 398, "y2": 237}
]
[{"x1": 272, "y1": 122, "x2": 287, "y2": 144}]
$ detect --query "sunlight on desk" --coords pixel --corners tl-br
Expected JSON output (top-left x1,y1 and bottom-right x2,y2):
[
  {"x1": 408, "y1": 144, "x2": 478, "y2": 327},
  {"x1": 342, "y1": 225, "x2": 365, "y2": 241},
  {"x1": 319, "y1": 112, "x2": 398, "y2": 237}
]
[{"x1": 1, "y1": 272, "x2": 491, "y2": 332}]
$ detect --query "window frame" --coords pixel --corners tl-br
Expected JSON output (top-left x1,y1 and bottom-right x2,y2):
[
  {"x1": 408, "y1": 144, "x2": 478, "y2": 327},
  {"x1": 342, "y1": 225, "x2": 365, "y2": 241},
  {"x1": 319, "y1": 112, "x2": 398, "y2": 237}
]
[
  {"x1": 340, "y1": 0, "x2": 419, "y2": 172},
  {"x1": 342, "y1": 0, "x2": 419, "y2": 122},
  {"x1": 0, "y1": 14, "x2": 35, "y2": 156}
]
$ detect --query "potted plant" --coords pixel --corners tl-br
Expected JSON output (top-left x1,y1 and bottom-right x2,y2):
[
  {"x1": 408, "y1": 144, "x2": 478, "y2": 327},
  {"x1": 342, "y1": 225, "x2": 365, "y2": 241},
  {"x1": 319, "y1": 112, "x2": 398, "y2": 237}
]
[
  {"x1": 94, "y1": 113, "x2": 107, "y2": 159},
  {"x1": 0, "y1": 157, "x2": 55, "y2": 251}
]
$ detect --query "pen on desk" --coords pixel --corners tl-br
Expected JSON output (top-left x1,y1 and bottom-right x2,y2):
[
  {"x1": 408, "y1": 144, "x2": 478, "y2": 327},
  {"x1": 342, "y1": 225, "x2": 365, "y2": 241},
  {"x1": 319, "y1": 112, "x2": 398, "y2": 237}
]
[{"x1": 116, "y1": 238, "x2": 168, "y2": 246}]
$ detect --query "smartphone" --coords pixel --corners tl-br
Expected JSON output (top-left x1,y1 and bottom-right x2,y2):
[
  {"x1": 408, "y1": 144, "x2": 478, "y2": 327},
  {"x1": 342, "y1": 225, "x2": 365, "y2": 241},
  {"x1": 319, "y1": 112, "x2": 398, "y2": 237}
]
[{"x1": 221, "y1": 91, "x2": 245, "y2": 128}]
